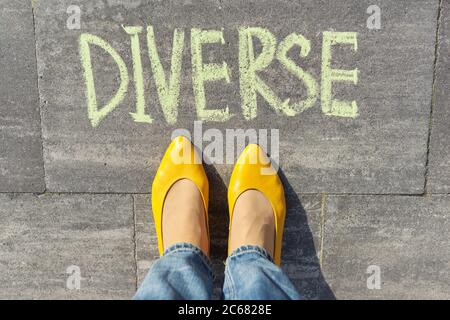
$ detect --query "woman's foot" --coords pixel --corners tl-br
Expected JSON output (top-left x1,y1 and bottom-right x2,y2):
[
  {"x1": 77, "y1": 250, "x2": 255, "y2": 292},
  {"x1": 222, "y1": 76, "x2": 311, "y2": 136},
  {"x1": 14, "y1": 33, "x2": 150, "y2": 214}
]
[
  {"x1": 162, "y1": 179, "x2": 209, "y2": 255},
  {"x1": 228, "y1": 189, "x2": 275, "y2": 257}
]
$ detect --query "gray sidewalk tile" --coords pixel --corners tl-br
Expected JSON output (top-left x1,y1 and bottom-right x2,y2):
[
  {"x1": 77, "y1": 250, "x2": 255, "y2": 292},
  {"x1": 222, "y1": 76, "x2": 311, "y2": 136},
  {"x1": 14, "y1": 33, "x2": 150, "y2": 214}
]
[
  {"x1": 429, "y1": 0, "x2": 450, "y2": 193},
  {"x1": 0, "y1": 1, "x2": 44, "y2": 192},
  {"x1": 0, "y1": 193, "x2": 135, "y2": 299},
  {"x1": 322, "y1": 195, "x2": 450, "y2": 299},
  {"x1": 33, "y1": 0, "x2": 437, "y2": 193}
]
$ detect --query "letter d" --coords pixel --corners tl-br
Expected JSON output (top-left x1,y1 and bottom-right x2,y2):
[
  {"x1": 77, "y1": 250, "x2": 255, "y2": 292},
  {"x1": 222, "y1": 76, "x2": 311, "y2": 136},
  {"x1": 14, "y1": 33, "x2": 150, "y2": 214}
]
[{"x1": 79, "y1": 33, "x2": 129, "y2": 127}]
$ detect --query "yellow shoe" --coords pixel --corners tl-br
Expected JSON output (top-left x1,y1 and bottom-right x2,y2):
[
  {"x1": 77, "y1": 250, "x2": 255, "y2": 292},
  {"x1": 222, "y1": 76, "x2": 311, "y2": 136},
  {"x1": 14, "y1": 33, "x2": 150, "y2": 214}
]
[
  {"x1": 227, "y1": 144, "x2": 286, "y2": 266},
  {"x1": 151, "y1": 136, "x2": 209, "y2": 256}
]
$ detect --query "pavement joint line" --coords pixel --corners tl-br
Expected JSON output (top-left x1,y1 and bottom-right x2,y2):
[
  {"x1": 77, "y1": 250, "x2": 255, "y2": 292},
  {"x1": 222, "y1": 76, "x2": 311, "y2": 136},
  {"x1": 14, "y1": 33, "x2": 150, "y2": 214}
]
[
  {"x1": 424, "y1": 0, "x2": 443, "y2": 195},
  {"x1": 131, "y1": 195, "x2": 138, "y2": 292},
  {"x1": 31, "y1": 3, "x2": 47, "y2": 194},
  {"x1": 3, "y1": 192, "x2": 450, "y2": 196},
  {"x1": 0, "y1": 0, "x2": 445, "y2": 299},
  {"x1": 319, "y1": 193, "x2": 327, "y2": 269}
]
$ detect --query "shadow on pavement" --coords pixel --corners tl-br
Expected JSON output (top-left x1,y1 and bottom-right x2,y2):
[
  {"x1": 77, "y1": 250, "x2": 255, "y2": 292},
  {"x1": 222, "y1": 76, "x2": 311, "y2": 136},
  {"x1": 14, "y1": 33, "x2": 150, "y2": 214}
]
[
  {"x1": 279, "y1": 169, "x2": 335, "y2": 300},
  {"x1": 205, "y1": 163, "x2": 335, "y2": 300}
]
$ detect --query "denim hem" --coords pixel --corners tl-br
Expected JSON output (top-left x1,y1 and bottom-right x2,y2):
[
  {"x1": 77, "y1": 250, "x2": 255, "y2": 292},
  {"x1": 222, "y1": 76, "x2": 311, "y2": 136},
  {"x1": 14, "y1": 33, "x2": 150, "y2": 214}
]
[
  {"x1": 226, "y1": 245, "x2": 274, "y2": 264},
  {"x1": 163, "y1": 242, "x2": 214, "y2": 279}
]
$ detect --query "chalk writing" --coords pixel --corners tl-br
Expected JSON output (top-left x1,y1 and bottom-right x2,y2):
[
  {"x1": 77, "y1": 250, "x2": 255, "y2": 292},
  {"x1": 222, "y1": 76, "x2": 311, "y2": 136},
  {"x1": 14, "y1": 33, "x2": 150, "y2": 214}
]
[{"x1": 79, "y1": 26, "x2": 359, "y2": 127}]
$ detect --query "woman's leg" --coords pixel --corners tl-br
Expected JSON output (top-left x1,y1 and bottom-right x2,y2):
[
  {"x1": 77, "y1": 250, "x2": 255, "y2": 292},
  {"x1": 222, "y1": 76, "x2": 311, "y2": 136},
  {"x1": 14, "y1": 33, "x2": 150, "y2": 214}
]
[
  {"x1": 224, "y1": 190, "x2": 301, "y2": 300},
  {"x1": 223, "y1": 245, "x2": 300, "y2": 300},
  {"x1": 134, "y1": 179, "x2": 211, "y2": 300},
  {"x1": 134, "y1": 243, "x2": 213, "y2": 300}
]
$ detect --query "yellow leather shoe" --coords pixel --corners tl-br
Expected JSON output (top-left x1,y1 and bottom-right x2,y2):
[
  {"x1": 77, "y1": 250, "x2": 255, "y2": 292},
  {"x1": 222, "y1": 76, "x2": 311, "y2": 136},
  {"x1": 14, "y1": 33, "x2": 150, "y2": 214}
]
[
  {"x1": 151, "y1": 136, "x2": 209, "y2": 256},
  {"x1": 228, "y1": 144, "x2": 286, "y2": 266}
]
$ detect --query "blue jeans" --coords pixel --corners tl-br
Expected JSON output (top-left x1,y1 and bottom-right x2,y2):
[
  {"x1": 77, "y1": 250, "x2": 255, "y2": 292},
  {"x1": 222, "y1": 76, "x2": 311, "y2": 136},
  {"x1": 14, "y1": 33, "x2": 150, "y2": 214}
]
[{"x1": 134, "y1": 243, "x2": 301, "y2": 300}]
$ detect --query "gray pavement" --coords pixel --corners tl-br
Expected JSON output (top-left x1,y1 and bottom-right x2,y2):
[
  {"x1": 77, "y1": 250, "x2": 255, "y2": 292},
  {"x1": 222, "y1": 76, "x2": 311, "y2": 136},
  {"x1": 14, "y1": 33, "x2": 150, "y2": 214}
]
[
  {"x1": 0, "y1": 0, "x2": 449, "y2": 299},
  {"x1": 0, "y1": 0, "x2": 44, "y2": 192},
  {"x1": 430, "y1": 0, "x2": 450, "y2": 193}
]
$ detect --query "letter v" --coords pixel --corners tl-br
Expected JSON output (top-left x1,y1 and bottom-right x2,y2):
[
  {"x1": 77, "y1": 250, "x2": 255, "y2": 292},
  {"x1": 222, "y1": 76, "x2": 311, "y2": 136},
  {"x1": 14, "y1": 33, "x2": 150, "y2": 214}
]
[{"x1": 147, "y1": 25, "x2": 185, "y2": 125}]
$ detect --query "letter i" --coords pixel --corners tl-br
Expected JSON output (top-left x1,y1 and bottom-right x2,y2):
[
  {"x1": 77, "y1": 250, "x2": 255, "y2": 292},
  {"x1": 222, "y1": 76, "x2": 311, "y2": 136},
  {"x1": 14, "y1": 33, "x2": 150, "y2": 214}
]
[{"x1": 123, "y1": 26, "x2": 153, "y2": 123}]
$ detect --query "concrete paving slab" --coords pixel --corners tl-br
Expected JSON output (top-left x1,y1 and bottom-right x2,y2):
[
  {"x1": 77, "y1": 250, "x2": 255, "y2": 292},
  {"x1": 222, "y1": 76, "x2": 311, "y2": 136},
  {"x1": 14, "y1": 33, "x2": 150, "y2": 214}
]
[
  {"x1": 134, "y1": 191, "x2": 334, "y2": 299},
  {"x1": 281, "y1": 193, "x2": 334, "y2": 299},
  {"x1": 429, "y1": 0, "x2": 450, "y2": 193},
  {"x1": 0, "y1": 0, "x2": 44, "y2": 192},
  {"x1": 0, "y1": 193, "x2": 135, "y2": 299},
  {"x1": 33, "y1": 0, "x2": 437, "y2": 193},
  {"x1": 323, "y1": 195, "x2": 450, "y2": 299}
]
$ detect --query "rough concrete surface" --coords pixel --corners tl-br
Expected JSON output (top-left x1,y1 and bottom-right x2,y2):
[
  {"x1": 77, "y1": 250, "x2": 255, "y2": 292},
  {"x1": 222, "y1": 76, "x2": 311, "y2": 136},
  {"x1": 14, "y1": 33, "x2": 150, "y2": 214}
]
[
  {"x1": 33, "y1": 0, "x2": 437, "y2": 194},
  {"x1": 0, "y1": 0, "x2": 44, "y2": 192},
  {"x1": 323, "y1": 195, "x2": 450, "y2": 299},
  {"x1": 0, "y1": 194, "x2": 135, "y2": 299},
  {"x1": 0, "y1": 0, "x2": 449, "y2": 300},
  {"x1": 429, "y1": 0, "x2": 450, "y2": 193}
]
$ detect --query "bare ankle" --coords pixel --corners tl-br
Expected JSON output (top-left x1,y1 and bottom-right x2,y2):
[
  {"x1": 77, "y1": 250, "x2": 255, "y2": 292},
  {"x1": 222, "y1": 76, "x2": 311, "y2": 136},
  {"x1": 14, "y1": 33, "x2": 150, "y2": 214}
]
[
  {"x1": 229, "y1": 190, "x2": 275, "y2": 256},
  {"x1": 162, "y1": 179, "x2": 209, "y2": 255}
]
